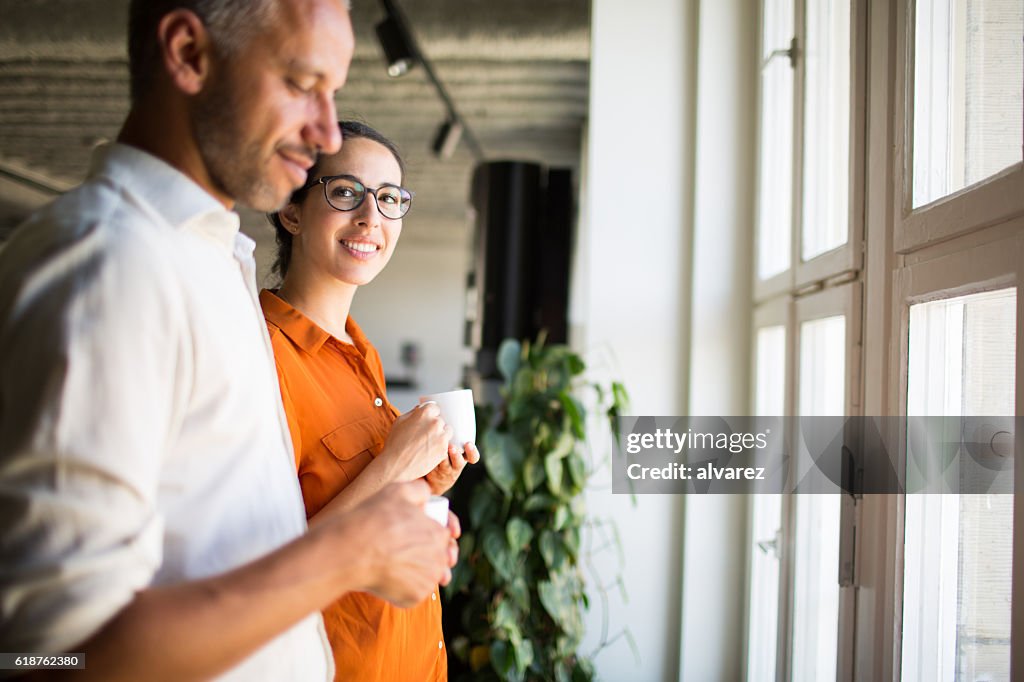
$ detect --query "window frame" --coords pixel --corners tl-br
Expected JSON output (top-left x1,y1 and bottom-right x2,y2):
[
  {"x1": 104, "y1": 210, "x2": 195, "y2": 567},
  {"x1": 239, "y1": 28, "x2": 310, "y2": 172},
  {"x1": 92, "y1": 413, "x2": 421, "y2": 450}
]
[
  {"x1": 890, "y1": 229, "x2": 1024, "y2": 680},
  {"x1": 892, "y1": 0, "x2": 1024, "y2": 253}
]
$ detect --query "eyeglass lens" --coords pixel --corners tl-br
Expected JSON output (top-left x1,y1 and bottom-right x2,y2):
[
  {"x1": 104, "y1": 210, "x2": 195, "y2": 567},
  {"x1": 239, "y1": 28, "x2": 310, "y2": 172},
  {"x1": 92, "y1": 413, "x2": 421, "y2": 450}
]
[{"x1": 324, "y1": 176, "x2": 411, "y2": 219}]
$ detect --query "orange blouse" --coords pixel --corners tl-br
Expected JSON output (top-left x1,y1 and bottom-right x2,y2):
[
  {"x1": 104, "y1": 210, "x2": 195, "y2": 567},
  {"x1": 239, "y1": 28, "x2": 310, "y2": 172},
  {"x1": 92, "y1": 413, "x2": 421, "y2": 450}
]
[{"x1": 260, "y1": 289, "x2": 446, "y2": 682}]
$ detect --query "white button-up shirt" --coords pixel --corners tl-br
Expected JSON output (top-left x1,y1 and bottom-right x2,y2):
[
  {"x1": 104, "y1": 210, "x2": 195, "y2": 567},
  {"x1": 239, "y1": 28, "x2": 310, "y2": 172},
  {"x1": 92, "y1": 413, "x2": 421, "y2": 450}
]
[{"x1": 0, "y1": 144, "x2": 332, "y2": 680}]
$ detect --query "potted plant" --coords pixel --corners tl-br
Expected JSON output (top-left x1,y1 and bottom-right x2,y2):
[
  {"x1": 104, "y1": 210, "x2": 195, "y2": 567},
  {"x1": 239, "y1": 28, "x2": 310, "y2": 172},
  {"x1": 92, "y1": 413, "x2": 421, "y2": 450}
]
[{"x1": 445, "y1": 335, "x2": 628, "y2": 682}]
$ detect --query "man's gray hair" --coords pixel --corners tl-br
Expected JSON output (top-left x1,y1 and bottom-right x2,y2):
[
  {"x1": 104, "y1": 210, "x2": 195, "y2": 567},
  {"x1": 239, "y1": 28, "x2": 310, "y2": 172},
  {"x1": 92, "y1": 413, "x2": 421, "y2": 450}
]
[{"x1": 127, "y1": 0, "x2": 280, "y2": 103}]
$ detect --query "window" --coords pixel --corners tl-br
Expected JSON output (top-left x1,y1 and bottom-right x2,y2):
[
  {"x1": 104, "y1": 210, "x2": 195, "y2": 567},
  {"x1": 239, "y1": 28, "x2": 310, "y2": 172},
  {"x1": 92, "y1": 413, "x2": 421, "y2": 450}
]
[
  {"x1": 801, "y1": 0, "x2": 851, "y2": 261},
  {"x1": 747, "y1": 0, "x2": 862, "y2": 676},
  {"x1": 902, "y1": 289, "x2": 1016, "y2": 682},
  {"x1": 747, "y1": 318, "x2": 788, "y2": 680},
  {"x1": 912, "y1": 0, "x2": 1023, "y2": 208}
]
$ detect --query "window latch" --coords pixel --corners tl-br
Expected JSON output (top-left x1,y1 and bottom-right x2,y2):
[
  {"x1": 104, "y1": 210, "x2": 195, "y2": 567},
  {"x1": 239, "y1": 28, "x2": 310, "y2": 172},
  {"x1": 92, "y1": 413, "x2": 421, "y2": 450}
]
[{"x1": 762, "y1": 37, "x2": 799, "y2": 69}]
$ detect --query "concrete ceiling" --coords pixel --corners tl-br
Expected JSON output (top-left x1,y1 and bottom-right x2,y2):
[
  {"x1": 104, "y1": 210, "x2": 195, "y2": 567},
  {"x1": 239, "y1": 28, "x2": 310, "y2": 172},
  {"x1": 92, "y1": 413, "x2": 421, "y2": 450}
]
[{"x1": 0, "y1": 0, "x2": 591, "y2": 247}]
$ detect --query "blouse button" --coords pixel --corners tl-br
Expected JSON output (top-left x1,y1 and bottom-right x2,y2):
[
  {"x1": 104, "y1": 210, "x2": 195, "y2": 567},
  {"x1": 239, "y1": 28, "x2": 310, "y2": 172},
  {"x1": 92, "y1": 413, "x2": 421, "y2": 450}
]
[
  {"x1": 431, "y1": 592, "x2": 437, "y2": 601},
  {"x1": 374, "y1": 397, "x2": 383, "y2": 407},
  {"x1": 438, "y1": 641, "x2": 443, "y2": 649}
]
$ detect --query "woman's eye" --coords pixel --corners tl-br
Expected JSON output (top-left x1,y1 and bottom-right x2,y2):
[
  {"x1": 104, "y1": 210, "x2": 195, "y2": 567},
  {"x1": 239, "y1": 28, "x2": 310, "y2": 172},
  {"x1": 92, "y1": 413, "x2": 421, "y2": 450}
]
[
  {"x1": 379, "y1": 191, "x2": 400, "y2": 204},
  {"x1": 332, "y1": 187, "x2": 356, "y2": 198}
]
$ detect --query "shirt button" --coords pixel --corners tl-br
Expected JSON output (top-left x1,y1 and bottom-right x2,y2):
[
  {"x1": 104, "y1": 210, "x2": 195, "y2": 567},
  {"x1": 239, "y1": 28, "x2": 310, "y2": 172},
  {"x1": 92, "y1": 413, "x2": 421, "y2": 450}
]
[
  {"x1": 438, "y1": 641, "x2": 443, "y2": 649},
  {"x1": 431, "y1": 592, "x2": 437, "y2": 601},
  {"x1": 374, "y1": 397, "x2": 383, "y2": 407}
]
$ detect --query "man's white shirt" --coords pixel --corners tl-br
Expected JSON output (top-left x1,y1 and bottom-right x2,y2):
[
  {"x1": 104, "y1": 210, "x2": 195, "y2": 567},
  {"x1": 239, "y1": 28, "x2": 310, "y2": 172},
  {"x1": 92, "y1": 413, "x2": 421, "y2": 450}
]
[{"x1": 0, "y1": 144, "x2": 332, "y2": 680}]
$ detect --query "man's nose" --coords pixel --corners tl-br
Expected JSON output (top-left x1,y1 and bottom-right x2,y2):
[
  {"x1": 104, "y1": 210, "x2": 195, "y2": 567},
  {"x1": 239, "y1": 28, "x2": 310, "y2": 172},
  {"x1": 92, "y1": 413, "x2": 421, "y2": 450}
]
[{"x1": 305, "y1": 91, "x2": 341, "y2": 155}]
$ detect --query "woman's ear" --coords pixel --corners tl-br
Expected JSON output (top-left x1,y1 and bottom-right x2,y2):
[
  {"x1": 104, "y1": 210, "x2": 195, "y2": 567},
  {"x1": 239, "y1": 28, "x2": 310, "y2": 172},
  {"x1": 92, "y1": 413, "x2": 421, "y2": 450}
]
[
  {"x1": 158, "y1": 10, "x2": 213, "y2": 96},
  {"x1": 278, "y1": 203, "x2": 301, "y2": 235}
]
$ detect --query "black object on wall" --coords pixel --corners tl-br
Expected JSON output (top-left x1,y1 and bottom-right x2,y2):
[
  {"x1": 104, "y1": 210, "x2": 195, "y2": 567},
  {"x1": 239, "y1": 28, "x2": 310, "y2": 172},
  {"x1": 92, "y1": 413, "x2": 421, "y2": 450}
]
[{"x1": 464, "y1": 161, "x2": 574, "y2": 385}]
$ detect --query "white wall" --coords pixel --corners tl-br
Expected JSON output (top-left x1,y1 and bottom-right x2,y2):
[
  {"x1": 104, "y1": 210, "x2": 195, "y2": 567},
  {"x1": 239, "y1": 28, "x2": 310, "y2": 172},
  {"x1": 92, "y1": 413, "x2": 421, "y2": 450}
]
[
  {"x1": 349, "y1": 241, "x2": 470, "y2": 412},
  {"x1": 577, "y1": 1, "x2": 692, "y2": 679},
  {"x1": 681, "y1": 0, "x2": 756, "y2": 678}
]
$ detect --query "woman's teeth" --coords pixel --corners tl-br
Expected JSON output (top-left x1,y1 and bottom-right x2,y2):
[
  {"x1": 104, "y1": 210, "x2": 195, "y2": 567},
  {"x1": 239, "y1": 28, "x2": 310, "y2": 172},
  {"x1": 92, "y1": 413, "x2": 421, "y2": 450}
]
[{"x1": 341, "y1": 240, "x2": 378, "y2": 253}]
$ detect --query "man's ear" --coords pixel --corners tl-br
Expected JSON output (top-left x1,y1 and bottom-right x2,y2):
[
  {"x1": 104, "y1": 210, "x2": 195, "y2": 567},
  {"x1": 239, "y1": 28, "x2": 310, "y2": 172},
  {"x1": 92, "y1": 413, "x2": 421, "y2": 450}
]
[
  {"x1": 157, "y1": 10, "x2": 213, "y2": 96},
  {"x1": 278, "y1": 203, "x2": 302, "y2": 235}
]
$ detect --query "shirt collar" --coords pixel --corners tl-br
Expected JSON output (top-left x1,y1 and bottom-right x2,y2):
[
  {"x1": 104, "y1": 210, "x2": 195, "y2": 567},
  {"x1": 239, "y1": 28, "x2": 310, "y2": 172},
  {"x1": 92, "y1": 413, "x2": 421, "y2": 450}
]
[
  {"x1": 89, "y1": 142, "x2": 241, "y2": 252},
  {"x1": 260, "y1": 289, "x2": 371, "y2": 356}
]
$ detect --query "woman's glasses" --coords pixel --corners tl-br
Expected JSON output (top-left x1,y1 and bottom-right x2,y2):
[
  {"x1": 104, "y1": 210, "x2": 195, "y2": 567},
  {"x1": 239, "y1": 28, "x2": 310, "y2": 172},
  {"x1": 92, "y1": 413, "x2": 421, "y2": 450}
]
[{"x1": 302, "y1": 174, "x2": 413, "y2": 220}]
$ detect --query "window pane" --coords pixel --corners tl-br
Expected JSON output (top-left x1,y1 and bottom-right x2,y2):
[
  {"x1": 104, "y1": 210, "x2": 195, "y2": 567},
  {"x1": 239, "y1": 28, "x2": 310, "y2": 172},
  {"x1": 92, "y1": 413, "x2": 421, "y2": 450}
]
[
  {"x1": 801, "y1": 0, "x2": 851, "y2": 261},
  {"x1": 747, "y1": 325, "x2": 786, "y2": 681},
  {"x1": 798, "y1": 315, "x2": 846, "y2": 416},
  {"x1": 912, "y1": 0, "x2": 1024, "y2": 208},
  {"x1": 748, "y1": 494, "x2": 783, "y2": 682},
  {"x1": 756, "y1": 325, "x2": 787, "y2": 415},
  {"x1": 757, "y1": 0, "x2": 795, "y2": 279},
  {"x1": 902, "y1": 288, "x2": 1016, "y2": 682},
  {"x1": 791, "y1": 315, "x2": 846, "y2": 681}
]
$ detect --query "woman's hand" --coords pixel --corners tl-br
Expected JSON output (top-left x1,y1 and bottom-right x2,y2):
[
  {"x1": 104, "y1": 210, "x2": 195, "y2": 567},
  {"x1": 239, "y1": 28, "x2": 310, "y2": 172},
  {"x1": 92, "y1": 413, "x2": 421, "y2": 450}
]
[
  {"x1": 425, "y1": 442, "x2": 480, "y2": 495},
  {"x1": 378, "y1": 402, "x2": 453, "y2": 482}
]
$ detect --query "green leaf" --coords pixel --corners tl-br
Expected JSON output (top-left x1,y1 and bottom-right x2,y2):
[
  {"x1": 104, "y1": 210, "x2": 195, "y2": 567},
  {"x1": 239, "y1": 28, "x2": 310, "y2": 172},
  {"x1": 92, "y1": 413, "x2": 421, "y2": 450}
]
[
  {"x1": 539, "y1": 530, "x2": 567, "y2": 571},
  {"x1": 512, "y1": 637, "x2": 534, "y2": 675},
  {"x1": 564, "y1": 526, "x2": 581, "y2": 559},
  {"x1": 506, "y1": 517, "x2": 533, "y2": 551},
  {"x1": 558, "y1": 392, "x2": 586, "y2": 439},
  {"x1": 470, "y1": 481, "x2": 499, "y2": 528},
  {"x1": 612, "y1": 381, "x2": 629, "y2": 407},
  {"x1": 566, "y1": 452, "x2": 587, "y2": 493},
  {"x1": 483, "y1": 430, "x2": 524, "y2": 496},
  {"x1": 490, "y1": 640, "x2": 514, "y2": 677},
  {"x1": 521, "y1": 453, "x2": 545, "y2": 493},
  {"x1": 539, "y1": 578, "x2": 575, "y2": 632},
  {"x1": 482, "y1": 526, "x2": 516, "y2": 581},
  {"x1": 566, "y1": 352, "x2": 585, "y2": 376},
  {"x1": 572, "y1": 658, "x2": 596, "y2": 682},
  {"x1": 549, "y1": 431, "x2": 574, "y2": 460},
  {"x1": 511, "y1": 370, "x2": 535, "y2": 407},
  {"x1": 523, "y1": 493, "x2": 557, "y2": 512},
  {"x1": 553, "y1": 505, "x2": 569, "y2": 530},
  {"x1": 497, "y1": 339, "x2": 522, "y2": 385},
  {"x1": 544, "y1": 452, "x2": 564, "y2": 496},
  {"x1": 447, "y1": 551, "x2": 473, "y2": 595},
  {"x1": 506, "y1": 576, "x2": 530, "y2": 611},
  {"x1": 493, "y1": 599, "x2": 519, "y2": 636}
]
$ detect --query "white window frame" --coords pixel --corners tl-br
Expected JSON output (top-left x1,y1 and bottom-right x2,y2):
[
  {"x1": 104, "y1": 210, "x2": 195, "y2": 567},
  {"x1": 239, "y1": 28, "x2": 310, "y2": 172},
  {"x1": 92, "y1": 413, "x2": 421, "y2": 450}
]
[
  {"x1": 892, "y1": 0, "x2": 1024, "y2": 252},
  {"x1": 753, "y1": 0, "x2": 868, "y2": 303},
  {"x1": 746, "y1": 298, "x2": 794, "y2": 682},
  {"x1": 791, "y1": 282, "x2": 862, "y2": 682},
  {"x1": 890, "y1": 230, "x2": 1024, "y2": 680},
  {"x1": 852, "y1": 0, "x2": 1024, "y2": 678}
]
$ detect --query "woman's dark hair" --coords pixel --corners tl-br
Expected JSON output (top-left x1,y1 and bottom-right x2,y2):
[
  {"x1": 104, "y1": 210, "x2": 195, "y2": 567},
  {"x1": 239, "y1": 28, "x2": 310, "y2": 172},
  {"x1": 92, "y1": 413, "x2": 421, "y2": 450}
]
[{"x1": 269, "y1": 120, "x2": 406, "y2": 280}]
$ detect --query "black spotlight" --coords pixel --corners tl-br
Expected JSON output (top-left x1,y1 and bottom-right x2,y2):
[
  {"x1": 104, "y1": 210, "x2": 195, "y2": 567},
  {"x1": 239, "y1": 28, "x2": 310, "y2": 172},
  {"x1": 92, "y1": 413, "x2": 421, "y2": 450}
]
[
  {"x1": 375, "y1": 13, "x2": 417, "y2": 77},
  {"x1": 431, "y1": 119, "x2": 463, "y2": 159}
]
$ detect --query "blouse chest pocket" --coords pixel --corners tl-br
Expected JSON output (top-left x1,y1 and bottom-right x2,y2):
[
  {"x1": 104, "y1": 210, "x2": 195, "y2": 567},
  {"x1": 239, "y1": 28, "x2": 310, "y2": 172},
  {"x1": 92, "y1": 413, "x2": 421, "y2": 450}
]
[{"x1": 320, "y1": 415, "x2": 389, "y2": 488}]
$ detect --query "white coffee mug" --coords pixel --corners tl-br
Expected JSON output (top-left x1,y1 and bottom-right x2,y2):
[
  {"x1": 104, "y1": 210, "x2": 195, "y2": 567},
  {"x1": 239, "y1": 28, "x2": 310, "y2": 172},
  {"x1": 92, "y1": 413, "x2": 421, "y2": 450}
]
[
  {"x1": 419, "y1": 388, "x2": 476, "y2": 450},
  {"x1": 424, "y1": 495, "x2": 449, "y2": 526}
]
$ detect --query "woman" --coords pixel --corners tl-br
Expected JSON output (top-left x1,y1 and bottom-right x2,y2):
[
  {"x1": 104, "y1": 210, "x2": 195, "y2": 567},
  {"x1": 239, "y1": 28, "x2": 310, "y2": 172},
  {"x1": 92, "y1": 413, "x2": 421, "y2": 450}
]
[{"x1": 261, "y1": 120, "x2": 478, "y2": 680}]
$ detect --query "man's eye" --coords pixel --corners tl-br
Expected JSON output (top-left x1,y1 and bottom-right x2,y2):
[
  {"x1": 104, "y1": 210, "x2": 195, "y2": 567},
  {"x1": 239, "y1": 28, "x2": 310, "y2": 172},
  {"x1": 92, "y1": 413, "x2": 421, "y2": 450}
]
[{"x1": 287, "y1": 79, "x2": 314, "y2": 94}]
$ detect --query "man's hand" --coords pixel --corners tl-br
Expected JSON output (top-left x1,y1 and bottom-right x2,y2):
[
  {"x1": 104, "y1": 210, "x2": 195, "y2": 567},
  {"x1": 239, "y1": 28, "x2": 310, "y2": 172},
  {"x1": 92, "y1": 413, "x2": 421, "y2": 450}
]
[{"x1": 314, "y1": 480, "x2": 458, "y2": 608}]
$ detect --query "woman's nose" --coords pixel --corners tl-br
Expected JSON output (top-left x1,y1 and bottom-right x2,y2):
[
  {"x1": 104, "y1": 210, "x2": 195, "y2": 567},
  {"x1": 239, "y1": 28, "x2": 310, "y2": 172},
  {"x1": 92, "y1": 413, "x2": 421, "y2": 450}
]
[{"x1": 353, "y1": 192, "x2": 383, "y2": 226}]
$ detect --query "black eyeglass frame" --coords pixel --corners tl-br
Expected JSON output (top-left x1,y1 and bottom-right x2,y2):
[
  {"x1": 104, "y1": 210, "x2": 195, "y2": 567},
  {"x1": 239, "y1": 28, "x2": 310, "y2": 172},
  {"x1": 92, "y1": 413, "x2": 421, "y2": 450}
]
[{"x1": 300, "y1": 174, "x2": 414, "y2": 220}]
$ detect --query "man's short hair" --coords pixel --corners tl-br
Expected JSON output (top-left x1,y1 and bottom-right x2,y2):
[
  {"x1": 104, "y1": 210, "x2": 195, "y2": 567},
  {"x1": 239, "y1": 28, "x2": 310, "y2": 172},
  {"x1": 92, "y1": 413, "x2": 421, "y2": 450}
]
[{"x1": 127, "y1": 0, "x2": 279, "y2": 103}]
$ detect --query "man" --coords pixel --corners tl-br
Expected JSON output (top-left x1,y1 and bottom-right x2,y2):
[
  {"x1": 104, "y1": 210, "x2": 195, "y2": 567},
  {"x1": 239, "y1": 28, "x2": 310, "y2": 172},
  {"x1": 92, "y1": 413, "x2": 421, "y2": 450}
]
[{"x1": 0, "y1": 1, "x2": 457, "y2": 679}]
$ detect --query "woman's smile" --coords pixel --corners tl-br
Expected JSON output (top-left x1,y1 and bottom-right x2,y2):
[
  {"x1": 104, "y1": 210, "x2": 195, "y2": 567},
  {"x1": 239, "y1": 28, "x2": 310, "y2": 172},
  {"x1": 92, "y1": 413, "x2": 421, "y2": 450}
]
[{"x1": 339, "y1": 238, "x2": 383, "y2": 260}]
